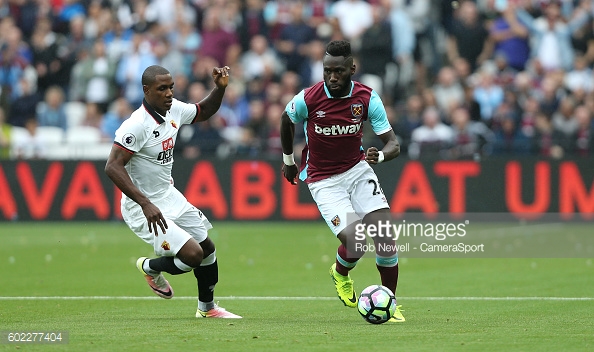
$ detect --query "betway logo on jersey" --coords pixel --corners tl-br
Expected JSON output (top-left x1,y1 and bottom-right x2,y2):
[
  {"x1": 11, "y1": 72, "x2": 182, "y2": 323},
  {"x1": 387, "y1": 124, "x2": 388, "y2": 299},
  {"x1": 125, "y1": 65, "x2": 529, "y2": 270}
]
[{"x1": 314, "y1": 122, "x2": 362, "y2": 136}]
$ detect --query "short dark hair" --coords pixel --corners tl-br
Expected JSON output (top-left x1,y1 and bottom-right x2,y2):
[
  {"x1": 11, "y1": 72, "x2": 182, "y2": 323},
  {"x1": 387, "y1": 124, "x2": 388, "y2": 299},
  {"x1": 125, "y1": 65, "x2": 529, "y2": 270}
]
[
  {"x1": 326, "y1": 40, "x2": 351, "y2": 58},
  {"x1": 142, "y1": 65, "x2": 170, "y2": 86}
]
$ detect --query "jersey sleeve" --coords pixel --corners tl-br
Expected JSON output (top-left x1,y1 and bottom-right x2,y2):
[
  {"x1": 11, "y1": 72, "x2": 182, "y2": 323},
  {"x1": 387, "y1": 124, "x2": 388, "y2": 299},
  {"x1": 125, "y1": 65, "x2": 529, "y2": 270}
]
[
  {"x1": 284, "y1": 90, "x2": 308, "y2": 124},
  {"x1": 114, "y1": 117, "x2": 149, "y2": 153},
  {"x1": 368, "y1": 90, "x2": 392, "y2": 135},
  {"x1": 174, "y1": 99, "x2": 200, "y2": 125}
]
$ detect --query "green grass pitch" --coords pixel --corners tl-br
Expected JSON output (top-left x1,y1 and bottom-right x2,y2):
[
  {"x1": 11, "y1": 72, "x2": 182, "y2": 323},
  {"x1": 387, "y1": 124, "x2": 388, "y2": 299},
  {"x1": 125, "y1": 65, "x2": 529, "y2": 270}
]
[{"x1": 1, "y1": 221, "x2": 592, "y2": 351}]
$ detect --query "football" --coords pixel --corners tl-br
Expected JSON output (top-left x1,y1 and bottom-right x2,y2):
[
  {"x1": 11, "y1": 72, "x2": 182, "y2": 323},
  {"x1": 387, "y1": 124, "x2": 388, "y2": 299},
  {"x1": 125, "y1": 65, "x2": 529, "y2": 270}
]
[{"x1": 357, "y1": 285, "x2": 396, "y2": 324}]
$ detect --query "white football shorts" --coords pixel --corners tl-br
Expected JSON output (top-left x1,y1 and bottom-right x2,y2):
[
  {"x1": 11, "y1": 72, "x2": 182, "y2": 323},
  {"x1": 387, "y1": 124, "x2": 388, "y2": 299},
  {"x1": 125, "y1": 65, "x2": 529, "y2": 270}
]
[
  {"x1": 121, "y1": 187, "x2": 212, "y2": 257},
  {"x1": 307, "y1": 160, "x2": 390, "y2": 236}
]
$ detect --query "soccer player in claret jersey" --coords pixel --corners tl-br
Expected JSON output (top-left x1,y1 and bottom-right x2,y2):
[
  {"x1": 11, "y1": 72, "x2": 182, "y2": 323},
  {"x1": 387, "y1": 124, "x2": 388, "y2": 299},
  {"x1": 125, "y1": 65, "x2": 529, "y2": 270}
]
[
  {"x1": 280, "y1": 40, "x2": 405, "y2": 322},
  {"x1": 105, "y1": 65, "x2": 241, "y2": 318}
]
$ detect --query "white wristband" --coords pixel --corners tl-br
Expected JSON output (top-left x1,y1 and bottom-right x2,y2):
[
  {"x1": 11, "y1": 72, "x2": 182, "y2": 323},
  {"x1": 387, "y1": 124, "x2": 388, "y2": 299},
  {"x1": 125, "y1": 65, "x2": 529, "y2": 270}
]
[
  {"x1": 283, "y1": 153, "x2": 295, "y2": 166},
  {"x1": 377, "y1": 151, "x2": 385, "y2": 163}
]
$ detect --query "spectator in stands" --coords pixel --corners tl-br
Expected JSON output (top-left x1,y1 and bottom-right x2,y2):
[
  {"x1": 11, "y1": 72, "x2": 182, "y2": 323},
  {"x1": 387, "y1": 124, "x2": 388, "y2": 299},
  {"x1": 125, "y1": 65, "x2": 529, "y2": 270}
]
[
  {"x1": 531, "y1": 112, "x2": 565, "y2": 158},
  {"x1": 472, "y1": 68, "x2": 505, "y2": 123},
  {"x1": 398, "y1": 0, "x2": 435, "y2": 92},
  {"x1": 329, "y1": 0, "x2": 373, "y2": 44},
  {"x1": 36, "y1": 85, "x2": 68, "y2": 131},
  {"x1": 55, "y1": 15, "x2": 89, "y2": 91},
  {"x1": 408, "y1": 106, "x2": 454, "y2": 159},
  {"x1": 53, "y1": 0, "x2": 86, "y2": 35},
  {"x1": 564, "y1": 54, "x2": 594, "y2": 95},
  {"x1": 1, "y1": 17, "x2": 32, "y2": 65},
  {"x1": 116, "y1": 31, "x2": 158, "y2": 107},
  {"x1": 30, "y1": 18, "x2": 64, "y2": 94},
  {"x1": 432, "y1": 66, "x2": 465, "y2": 117},
  {"x1": 492, "y1": 114, "x2": 532, "y2": 155},
  {"x1": 199, "y1": 7, "x2": 241, "y2": 67},
  {"x1": 298, "y1": 39, "x2": 325, "y2": 88},
  {"x1": 12, "y1": 117, "x2": 45, "y2": 159},
  {"x1": 8, "y1": 76, "x2": 41, "y2": 128},
  {"x1": 240, "y1": 34, "x2": 284, "y2": 81},
  {"x1": 102, "y1": 17, "x2": 134, "y2": 61},
  {"x1": 519, "y1": 95, "x2": 541, "y2": 138},
  {"x1": 393, "y1": 94, "x2": 424, "y2": 153},
  {"x1": 101, "y1": 97, "x2": 133, "y2": 140},
  {"x1": 169, "y1": 19, "x2": 201, "y2": 77},
  {"x1": 153, "y1": 36, "x2": 186, "y2": 78},
  {"x1": 243, "y1": 98, "x2": 268, "y2": 155},
  {"x1": 238, "y1": 0, "x2": 269, "y2": 53},
  {"x1": 0, "y1": 26, "x2": 30, "y2": 112},
  {"x1": 387, "y1": 0, "x2": 416, "y2": 100},
  {"x1": 552, "y1": 96, "x2": 578, "y2": 137},
  {"x1": 81, "y1": 101, "x2": 104, "y2": 131},
  {"x1": 264, "y1": 102, "x2": 283, "y2": 157},
  {"x1": 489, "y1": 3, "x2": 530, "y2": 72},
  {"x1": 570, "y1": 104, "x2": 593, "y2": 156},
  {"x1": 448, "y1": 106, "x2": 495, "y2": 159},
  {"x1": 263, "y1": 0, "x2": 297, "y2": 41},
  {"x1": 358, "y1": 4, "x2": 393, "y2": 97},
  {"x1": 71, "y1": 38, "x2": 118, "y2": 112},
  {"x1": 84, "y1": 0, "x2": 110, "y2": 40},
  {"x1": 274, "y1": 2, "x2": 316, "y2": 74},
  {"x1": 447, "y1": 0, "x2": 490, "y2": 71},
  {"x1": 515, "y1": 0, "x2": 591, "y2": 72},
  {"x1": 536, "y1": 75, "x2": 562, "y2": 118}
]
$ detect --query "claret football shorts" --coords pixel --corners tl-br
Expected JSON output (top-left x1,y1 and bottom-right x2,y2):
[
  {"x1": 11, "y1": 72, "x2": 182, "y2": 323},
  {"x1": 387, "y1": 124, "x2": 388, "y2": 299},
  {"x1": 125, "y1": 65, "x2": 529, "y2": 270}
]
[
  {"x1": 308, "y1": 160, "x2": 390, "y2": 236},
  {"x1": 122, "y1": 187, "x2": 212, "y2": 256}
]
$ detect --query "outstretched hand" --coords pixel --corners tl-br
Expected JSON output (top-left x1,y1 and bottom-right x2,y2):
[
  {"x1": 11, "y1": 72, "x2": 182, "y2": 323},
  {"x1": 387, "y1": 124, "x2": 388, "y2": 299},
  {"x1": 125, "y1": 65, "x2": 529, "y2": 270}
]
[{"x1": 212, "y1": 66, "x2": 230, "y2": 89}]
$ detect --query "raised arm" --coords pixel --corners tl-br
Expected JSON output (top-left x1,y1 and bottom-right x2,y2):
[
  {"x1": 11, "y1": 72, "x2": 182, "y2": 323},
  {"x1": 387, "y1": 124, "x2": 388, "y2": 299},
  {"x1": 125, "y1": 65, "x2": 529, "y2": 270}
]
[{"x1": 194, "y1": 66, "x2": 230, "y2": 122}]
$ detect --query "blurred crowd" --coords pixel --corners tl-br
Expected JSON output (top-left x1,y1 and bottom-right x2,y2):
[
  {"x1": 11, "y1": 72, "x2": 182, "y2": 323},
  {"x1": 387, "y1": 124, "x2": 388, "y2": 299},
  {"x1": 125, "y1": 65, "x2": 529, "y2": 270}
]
[{"x1": 0, "y1": 0, "x2": 593, "y2": 160}]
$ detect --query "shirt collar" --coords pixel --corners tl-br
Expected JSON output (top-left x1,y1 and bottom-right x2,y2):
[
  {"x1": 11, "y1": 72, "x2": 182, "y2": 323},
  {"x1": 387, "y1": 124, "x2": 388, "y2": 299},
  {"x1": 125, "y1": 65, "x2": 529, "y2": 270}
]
[
  {"x1": 323, "y1": 81, "x2": 354, "y2": 99},
  {"x1": 142, "y1": 99, "x2": 166, "y2": 124}
]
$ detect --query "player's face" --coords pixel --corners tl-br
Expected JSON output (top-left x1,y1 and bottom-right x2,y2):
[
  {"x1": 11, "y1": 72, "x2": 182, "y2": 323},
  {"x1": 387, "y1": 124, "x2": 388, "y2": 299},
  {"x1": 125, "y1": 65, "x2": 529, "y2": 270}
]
[
  {"x1": 323, "y1": 55, "x2": 354, "y2": 98},
  {"x1": 144, "y1": 74, "x2": 174, "y2": 115}
]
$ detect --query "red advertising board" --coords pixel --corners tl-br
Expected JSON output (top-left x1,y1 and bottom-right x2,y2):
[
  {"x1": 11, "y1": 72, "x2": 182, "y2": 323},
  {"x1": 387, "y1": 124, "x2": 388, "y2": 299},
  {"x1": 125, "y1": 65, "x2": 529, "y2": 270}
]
[{"x1": 0, "y1": 158, "x2": 592, "y2": 221}]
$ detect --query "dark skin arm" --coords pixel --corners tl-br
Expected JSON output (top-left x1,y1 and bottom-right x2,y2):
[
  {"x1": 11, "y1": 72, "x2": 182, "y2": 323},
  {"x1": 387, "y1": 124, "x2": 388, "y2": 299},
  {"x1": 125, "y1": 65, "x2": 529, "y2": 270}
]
[
  {"x1": 105, "y1": 146, "x2": 168, "y2": 235},
  {"x1": 281, "y1": 111, "x2": 401, "y2": 184},
  {"x1": 364, "y1": 129, "x2": 400, "y2": 164},
  {"x1": 280, "y1": 111, "x2": 298, "y2": 185},
  {"x1": 105, "y1": 66, "x2": 230, "y2": 235},
  {"x1": 194, "y1": 66, "x2": 230, "y2": 122}
]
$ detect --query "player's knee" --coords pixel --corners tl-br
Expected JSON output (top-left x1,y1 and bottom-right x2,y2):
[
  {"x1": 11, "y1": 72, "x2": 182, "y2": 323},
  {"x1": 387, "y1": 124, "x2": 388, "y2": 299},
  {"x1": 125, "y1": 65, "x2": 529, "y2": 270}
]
[
  {"x1": 185, "y1": 246, "x2": 204, "y2": 268},
  {"x1": 178, "y1": 241, "x2": 204, "y2": 268},
  {"x1": 200, "y1": 237, "x2": 216, "y2": 258}
]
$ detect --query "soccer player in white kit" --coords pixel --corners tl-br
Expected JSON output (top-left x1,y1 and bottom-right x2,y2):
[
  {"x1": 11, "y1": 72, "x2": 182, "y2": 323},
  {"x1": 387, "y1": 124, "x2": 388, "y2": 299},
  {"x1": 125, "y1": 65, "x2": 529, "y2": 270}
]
[
  {"x1": 280, "y1": 40, "x2": 405, "y2": 322},
  {"x1": 105, "y1": 65, "x2": 241, "y2": 318}
]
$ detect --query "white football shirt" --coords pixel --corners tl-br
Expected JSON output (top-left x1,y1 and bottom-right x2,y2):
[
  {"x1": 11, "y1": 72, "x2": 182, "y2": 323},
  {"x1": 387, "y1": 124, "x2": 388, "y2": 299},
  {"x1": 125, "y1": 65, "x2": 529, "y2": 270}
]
[{"x1": 114, "y1": 98, "x2": 199, "y2": 202}]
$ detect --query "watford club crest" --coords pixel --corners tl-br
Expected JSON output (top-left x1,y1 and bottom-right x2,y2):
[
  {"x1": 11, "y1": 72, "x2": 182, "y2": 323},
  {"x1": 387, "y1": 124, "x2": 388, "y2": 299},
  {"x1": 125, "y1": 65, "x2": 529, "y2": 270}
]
[
  {"x1": 351, "y1": 104, "x2": 363, "y2": 119},
  {"x1": 161, "y1": 240, "x2": 170, "y2": 251},
  {"x1": 331, "y1": 215, "x2": 341, "y2": 227},
  {"x1": 170, "y1": 120, "x2": 178, "y2": 129}
]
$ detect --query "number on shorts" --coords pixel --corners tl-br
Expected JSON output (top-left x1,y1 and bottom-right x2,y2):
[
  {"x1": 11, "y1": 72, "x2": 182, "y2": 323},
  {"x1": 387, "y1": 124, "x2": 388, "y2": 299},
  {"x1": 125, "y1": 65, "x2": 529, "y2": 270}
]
[{"x1": 368, "y1": 179, "x2": 383, "y2": 196}]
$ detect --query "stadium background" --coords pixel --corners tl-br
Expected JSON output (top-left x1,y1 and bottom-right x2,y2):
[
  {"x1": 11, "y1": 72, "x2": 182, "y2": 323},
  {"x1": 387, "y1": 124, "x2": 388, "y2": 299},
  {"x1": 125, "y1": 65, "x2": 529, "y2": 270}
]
[{"x1": 0, "y1": 0, "x2": 593, "y2": 221}]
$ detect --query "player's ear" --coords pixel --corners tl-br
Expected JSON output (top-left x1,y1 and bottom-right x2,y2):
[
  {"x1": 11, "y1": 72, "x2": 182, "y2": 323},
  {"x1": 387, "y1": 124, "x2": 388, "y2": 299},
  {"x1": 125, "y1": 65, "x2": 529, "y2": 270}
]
[
  {"x1": 351, "y1": 64, "x2": 356, "y2": 75},
  {"x1": 142, "y1": 85, "x2": 149, "y2": 94}
]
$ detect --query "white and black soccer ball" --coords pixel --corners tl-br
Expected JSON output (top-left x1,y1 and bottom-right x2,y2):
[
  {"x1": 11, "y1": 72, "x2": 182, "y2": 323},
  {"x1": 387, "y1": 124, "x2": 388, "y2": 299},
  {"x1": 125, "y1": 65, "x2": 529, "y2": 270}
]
[{"x1": 357, "y1": 285, "x2": 396, "y2": 324}]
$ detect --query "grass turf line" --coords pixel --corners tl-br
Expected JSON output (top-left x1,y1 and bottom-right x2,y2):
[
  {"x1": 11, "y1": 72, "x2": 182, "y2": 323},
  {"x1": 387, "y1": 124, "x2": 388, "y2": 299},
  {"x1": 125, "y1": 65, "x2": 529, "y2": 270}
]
[{"x1": 0, "y1": 222, "x2": 592, "y2": 351}]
